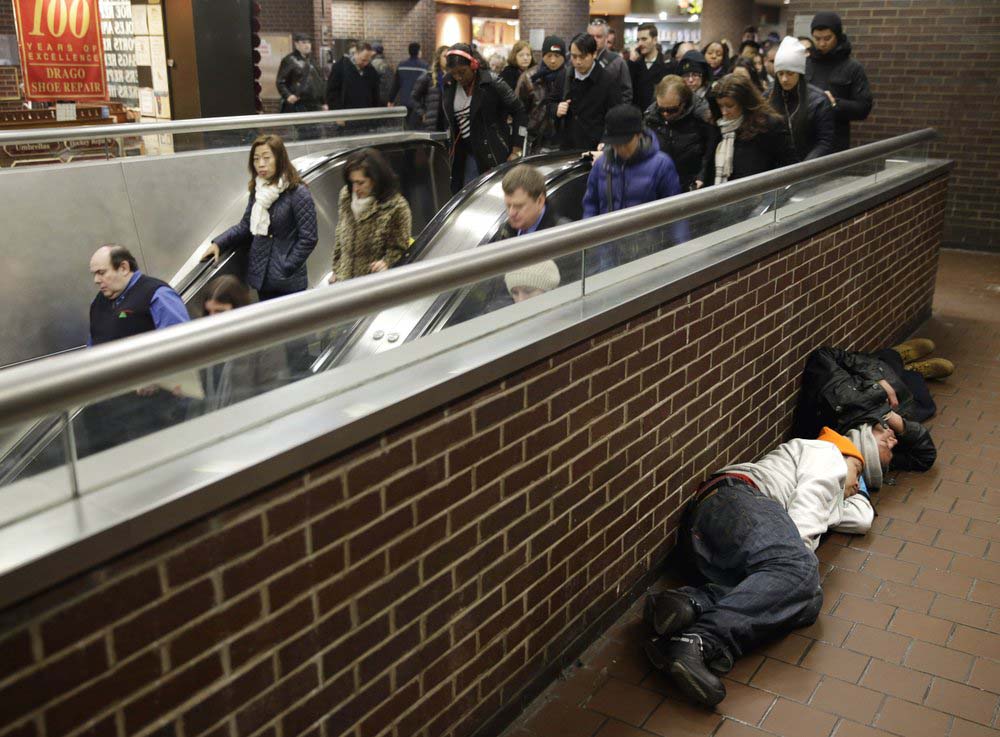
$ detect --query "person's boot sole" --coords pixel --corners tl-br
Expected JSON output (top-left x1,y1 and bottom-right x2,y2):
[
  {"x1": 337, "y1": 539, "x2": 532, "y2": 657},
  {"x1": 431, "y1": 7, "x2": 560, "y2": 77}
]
[{"x1": 669, "y1": 660, "x2": 726, "y2": 707}]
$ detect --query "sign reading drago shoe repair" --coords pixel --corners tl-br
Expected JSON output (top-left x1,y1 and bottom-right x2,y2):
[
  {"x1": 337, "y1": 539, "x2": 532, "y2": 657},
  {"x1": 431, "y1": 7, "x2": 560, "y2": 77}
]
[{"x1": 12, "y1": 0, "x2": 109, "y2": 102}]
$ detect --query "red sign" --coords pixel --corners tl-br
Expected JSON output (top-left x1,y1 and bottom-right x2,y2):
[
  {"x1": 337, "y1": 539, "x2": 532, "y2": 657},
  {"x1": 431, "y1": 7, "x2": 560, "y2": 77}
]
[{"x1": 12, "y1": 0, "x2": 109, "y2": 102}]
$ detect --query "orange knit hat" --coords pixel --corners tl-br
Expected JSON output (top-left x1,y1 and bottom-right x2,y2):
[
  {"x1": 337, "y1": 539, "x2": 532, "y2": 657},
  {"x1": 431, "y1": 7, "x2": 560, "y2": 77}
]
[{"x1": 817, "y1": 426, "x2": 864, "y2": 467}]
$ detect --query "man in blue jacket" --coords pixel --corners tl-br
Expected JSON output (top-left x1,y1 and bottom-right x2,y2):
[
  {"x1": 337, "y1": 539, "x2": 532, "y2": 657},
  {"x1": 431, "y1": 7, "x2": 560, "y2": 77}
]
[{"x1": 582, "y1": 104, "x2": 682, "y2": 274}]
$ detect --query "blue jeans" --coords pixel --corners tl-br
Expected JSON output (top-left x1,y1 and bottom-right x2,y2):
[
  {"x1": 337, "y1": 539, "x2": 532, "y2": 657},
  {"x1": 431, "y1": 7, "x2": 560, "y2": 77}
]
[{"x1": 679, "y1": 482, "x2": 823, "y2": 664}]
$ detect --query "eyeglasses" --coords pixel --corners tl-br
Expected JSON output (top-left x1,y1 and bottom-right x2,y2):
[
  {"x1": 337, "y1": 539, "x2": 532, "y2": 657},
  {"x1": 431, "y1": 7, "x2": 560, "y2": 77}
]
[{"x1": 658, "y1": 105, "x2": 682, "y2": 115}]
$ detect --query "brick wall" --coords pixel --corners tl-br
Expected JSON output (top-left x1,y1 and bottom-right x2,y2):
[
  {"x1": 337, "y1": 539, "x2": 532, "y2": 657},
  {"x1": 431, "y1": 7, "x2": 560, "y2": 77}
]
[
  {"x1": 0, "y1": 176, "x2": 947, "y2": 737},
  {"x1": 329, "y1": 0, "x2": 435, "y2": 70},
  {"x1": 700, "y1": 0, "x2": 754, "y2": 49},
  {"x1": 259, "y1": 0, "x2": 317, "y2": 47},
  {"x1": 519, "y1": 0, "x2": 591, "y2": 56},
  {"x1": 785, "y1": 0, "x2": 999, "y2": 251}
]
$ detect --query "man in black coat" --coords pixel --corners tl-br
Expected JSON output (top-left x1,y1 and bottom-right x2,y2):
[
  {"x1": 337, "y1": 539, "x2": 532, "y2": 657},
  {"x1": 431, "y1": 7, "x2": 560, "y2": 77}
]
[
  {"x1": 326, "y1": 42, "x2": 381, "y2": 110},
  {"x1": 441, "y1": 44, "x2": 526, "y2": 193},
  {"x1": 449, "y1": 165, "x2": 572, "y2": 325},
  {"x1": 792, "y1": 345, "x2": 937, "y2": 472},
  {"x1": 276, "y1": 33, "x2": 327, "y2": 113},
  {"x1": 628, "y1": 23, "x2": 672, "y2": 112},
  {"x1": 587, "y1": 19, "x2": 632, "y2": 104},
  {"x1": 550, "y1": 33, "x2": 622, "y2": 152},
  {"x1": 806, "y1": 12, "x2": 873, "y2": 151}
]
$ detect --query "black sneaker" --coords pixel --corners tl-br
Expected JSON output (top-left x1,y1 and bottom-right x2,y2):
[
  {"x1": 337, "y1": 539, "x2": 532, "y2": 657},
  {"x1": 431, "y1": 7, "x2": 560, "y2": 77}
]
[
  {"x1": 661, "y1": 634, "x2": 726, "y2": 707},
  {"x1": 643, "y1": 591, "x2": 699, "y2": 636}
]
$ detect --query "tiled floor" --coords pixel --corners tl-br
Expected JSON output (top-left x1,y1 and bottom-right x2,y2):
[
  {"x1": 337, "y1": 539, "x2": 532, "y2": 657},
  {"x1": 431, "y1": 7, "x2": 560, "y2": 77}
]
[{"x1": 502, "y1": 249, "x2": 1000, "y2": 737}]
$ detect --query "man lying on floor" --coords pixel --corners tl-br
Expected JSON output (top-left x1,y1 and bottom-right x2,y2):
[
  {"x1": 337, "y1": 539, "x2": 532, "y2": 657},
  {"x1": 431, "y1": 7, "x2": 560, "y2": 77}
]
[
  {"x1": 792, "y1": 341, "x2": 947, "y2": 472},
  {"x1": 642, "y1": 425, "x2": 885, "y2": 707}
]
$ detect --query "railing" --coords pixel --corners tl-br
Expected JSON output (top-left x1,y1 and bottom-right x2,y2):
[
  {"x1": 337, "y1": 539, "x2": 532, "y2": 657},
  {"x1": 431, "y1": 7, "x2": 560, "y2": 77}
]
[
  {"x1": 0, "y1": 108, "x2": 406, "y2": 146},
  {"x1": 0, "y1": 128, "x2": 937, "y2": 428}
]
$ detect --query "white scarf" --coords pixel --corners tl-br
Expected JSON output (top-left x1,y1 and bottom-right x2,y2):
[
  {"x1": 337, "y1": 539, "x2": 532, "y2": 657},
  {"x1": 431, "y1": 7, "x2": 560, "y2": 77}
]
[
  {"x1": 250, "y1": 176, "x2": 288, "y2": 236},
  {"x1": 351, "y1": 193, "x2": 374, "y2": 219},
  {"x1": 714, "y1": 115, "x2": 743, "y2": 185}
]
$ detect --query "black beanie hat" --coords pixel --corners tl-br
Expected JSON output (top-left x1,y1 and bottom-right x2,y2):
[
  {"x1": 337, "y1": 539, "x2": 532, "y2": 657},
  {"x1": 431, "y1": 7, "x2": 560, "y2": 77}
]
[
  {"x1": 811, "y1": 11, "x2": 843, "y2": 37},
  {"x1": 541, "y1": 35, "x2": 566, "y2": 58}
]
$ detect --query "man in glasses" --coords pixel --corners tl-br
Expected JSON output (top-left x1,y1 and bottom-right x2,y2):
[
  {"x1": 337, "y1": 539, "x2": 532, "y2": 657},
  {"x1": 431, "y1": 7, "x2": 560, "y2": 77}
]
[{"x1": 587, "y1": 18, "x2": 633, "y2": 105}]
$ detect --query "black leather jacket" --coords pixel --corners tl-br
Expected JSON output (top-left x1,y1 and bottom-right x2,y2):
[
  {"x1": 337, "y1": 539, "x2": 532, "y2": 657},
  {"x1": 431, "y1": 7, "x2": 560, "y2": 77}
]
[
  {"x1": 276, "y1": 51, "x2": 325, "y2": 111},
  {"x1": 793, "y1": 346, "x2": 936, "y2": 472},
  {"x1": 442, "y1": 69, "x2": 526, "y2": 183}
]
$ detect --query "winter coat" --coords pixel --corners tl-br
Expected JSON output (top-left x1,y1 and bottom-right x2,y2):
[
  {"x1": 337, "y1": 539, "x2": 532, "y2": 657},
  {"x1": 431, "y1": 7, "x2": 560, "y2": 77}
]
[
  {"x1": 805, "y1": 35, "x2": 873, "y2": 152},
  {"x1": 517, "y1": 64, "x2": 566, "y2": 152},
  {"x1": 276, "y1": 51, "x2": 325, "y2": 112},
  {"x1": 548, "y1": 62, "x2": 621, "y2": 152},
  {"x1": 792, "y1": 346, "x2": 937, "y2": 472},
  {"x1": 770, "y1": 79, "x2": 835, "y2": 161},
  {"x1": 215, "y1": 185, "x2": 318, "y2": 295},
  {"x1": 704, "y1": 115, "x2": 799, "y2": 185},
  {"x1": 500, "y1": 65, "x2": 523, "y2": 92},
  {"x1": 628, "y1": 52, "x2": 673, "y2": 112},
  {"x1": 332, "y1": 187, "x2": 412, "y2": 281},
  {"x1": 582, "y1": 130, "x2": 681, "y2": 217},
  {"x1": 442, "y1": 69, "x2": 526, "y2": 186},
  {"x1": 720, "y1": 438, "x2": 874, "y2": 551},
  {"x1": 371, "y1": 55, "x2": 394, "y2": 107},
  {"x1": 595, "y1": 48, "x2": 633, "y2": 105},
  {"x1": 411, "y1": 71, "x2": 446, "y2": 131},
  {"x1": 448, "y1": 204, "x2": 574, "y2": 326},
  {"x1": 199, "y1": 346, "x2": 287, "y2": 412},
  {"x1": 325, "y1": 56, "x2": 381, "y2": 110},
  {"x1": 644, "y1": 99, "x2": 715, "y2": 191},
  {"x1": 389, "y1": 56, "x2": 429, "y2": 109}
]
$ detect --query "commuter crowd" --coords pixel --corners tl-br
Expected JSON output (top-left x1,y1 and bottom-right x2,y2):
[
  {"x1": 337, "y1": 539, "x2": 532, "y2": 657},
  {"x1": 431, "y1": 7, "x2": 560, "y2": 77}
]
[{"x1": 72, "y1": 12, "x2": 971, "y2": 717}]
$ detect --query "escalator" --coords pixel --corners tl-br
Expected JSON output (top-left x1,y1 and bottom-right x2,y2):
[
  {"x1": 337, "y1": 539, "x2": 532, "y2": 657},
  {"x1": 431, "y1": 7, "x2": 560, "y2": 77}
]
[
  {"x1": 0, "y1": 137, "x2": 454, "y2": 489},
  {"x1": 311, "y1": 150, "x2": 594, "y2": 370}
]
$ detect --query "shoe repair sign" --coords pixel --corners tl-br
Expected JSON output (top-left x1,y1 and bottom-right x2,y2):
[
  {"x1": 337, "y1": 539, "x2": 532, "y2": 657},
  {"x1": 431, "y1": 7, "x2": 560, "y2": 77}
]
[{"x1": 13, "y1": 0, "x2": 109, "y2": 102}]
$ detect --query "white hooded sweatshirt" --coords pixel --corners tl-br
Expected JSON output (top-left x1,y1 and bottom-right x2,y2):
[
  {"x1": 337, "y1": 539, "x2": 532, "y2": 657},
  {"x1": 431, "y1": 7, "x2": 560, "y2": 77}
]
[{"x1": 718, "y1": 438, "x2": 875, "y2": 551}]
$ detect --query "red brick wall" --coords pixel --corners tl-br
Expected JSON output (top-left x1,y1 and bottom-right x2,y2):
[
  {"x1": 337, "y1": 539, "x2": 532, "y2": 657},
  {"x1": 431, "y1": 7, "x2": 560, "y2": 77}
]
[
  {"x1": 518, "y1": 0, "x2": 590, "y2": 56},
  {"x1": 0, "y1": 177, "x2": 947, "y2": 737},
  {"x1": 329, "y1": 0, "x2": 436, "y2": 70},
  {"x1": 0, "y1": 0, "x2": 22, "y2": 111},
  {"x1": 701, "y1": 0, "x2": 754, "y2": 50},
  {"x1": 785, "y1": 0, "x2": 999, "y2": 251}
]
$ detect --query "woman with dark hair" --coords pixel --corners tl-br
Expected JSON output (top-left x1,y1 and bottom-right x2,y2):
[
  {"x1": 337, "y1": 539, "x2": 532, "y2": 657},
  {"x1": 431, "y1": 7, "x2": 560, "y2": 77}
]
[
  {"x1": 197, "y1": 275, "x2": 287, "y2": 411},
  {"x1": 701, "y1": 40, "x2": 730, "y2": 82},
  {"x1": 706, "y1": 74, "x2": 798, "y2": 186},
  {"x1": 730, "y1": 56, "x2": 766, "y2": 94},
  {"x1": 328, "y1": 148, "x2": 412, "y2": 283},
  {"x1": 442, "y1": 43, "x2": 526, "y2": 192},
  {"x1": 411, "y1": 45, "x2": 450, "y2": 131},
  {"x1": 204, "y1": 134, "x2": 318, "y2": 300}
]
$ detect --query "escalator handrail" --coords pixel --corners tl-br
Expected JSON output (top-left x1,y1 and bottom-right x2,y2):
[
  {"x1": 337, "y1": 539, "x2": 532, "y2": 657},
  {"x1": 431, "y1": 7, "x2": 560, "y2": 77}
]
[
  {"x1": 0, "y1": 108, "x2": 407, "y2": 148},
  {"x1": 310, "y1": 152, "x2": 593, "y2": 372},
  {"x1": 401, "y1": 150, "x2": 588, "y2": 266},
  {"x1": 0, "y1": 128, "x2": 939, "y2": 427}
]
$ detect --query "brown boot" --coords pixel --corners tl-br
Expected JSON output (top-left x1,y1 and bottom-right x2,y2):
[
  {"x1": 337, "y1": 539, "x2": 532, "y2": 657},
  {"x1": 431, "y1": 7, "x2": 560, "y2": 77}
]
[
  {"x1": 892, "y1": 338, "x2": 936, "y2": 363},
  {"x1": 905, "y1": 358, "x2": 954, "y2": 380}
]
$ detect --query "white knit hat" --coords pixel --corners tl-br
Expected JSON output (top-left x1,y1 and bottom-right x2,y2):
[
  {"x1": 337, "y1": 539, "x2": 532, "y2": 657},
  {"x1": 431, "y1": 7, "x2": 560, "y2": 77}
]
[
  {"x1": 774, "y1": 36, "x2": 807, "y2": 75},
  {"x1": 504, "y1": 260, "x2": 560, "y2": 294}
]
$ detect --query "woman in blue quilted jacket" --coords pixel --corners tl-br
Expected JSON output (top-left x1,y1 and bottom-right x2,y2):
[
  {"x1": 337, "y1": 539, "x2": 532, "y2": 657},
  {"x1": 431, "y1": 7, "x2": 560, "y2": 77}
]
[{"x1": 203, "y1": 134, "x2": 318, "y2": 300}]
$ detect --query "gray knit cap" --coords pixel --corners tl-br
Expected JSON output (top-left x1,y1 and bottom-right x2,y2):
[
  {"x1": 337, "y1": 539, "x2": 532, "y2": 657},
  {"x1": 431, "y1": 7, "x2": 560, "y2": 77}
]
[{"x1": 847, "y1": 424, "x2": 883, "y2": 491}]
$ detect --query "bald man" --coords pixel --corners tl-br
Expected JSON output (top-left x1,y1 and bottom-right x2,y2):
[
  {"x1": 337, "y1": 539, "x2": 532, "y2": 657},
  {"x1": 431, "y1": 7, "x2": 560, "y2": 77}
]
[
  {"x1": 82, "y1": 245, "x2": 190, "y2": 455},
  {"x1": 88, "y1": 244, "x2": 188, "y2": 346}
]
